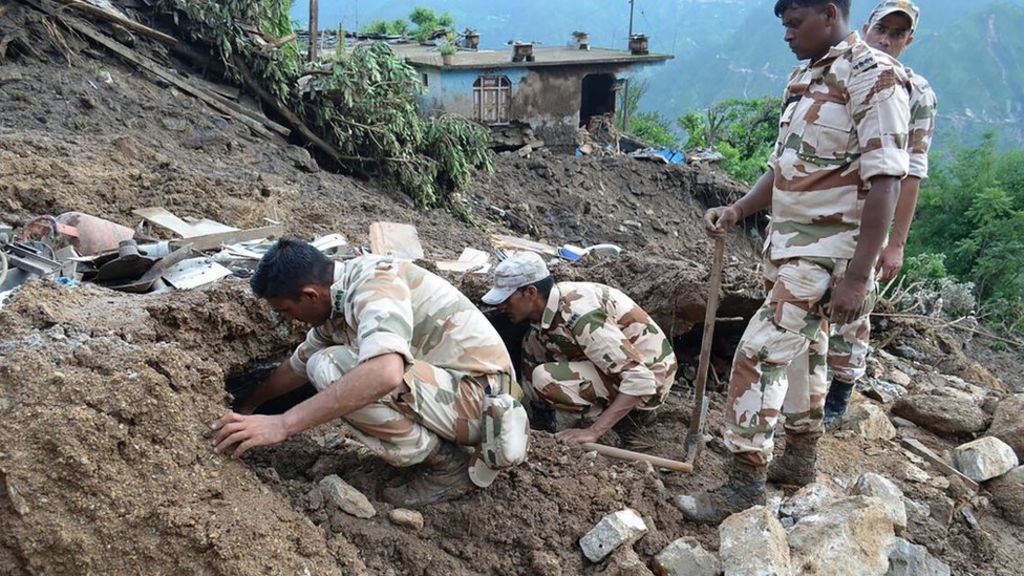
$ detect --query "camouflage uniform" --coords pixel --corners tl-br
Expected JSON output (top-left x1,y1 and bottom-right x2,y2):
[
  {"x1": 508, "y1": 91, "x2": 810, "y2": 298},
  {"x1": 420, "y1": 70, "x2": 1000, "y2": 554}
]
[
  {"x1": 290, "y1": 256, "x2": 517, "y2": 478},
  {"x1": 726, "y1": 33, "x2": 911, "y2": 466},
  {"x1": 821, "y1": 68, "x2": 937, "y2": 386},
  {"x1": 522, "y1": 282, "x2": 677, "y2": 419}
]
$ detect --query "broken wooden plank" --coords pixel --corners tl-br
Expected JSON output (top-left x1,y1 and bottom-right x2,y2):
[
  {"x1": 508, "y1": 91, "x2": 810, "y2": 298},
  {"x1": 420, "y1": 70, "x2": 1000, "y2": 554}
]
[
  {"x1": 170, "y1": 225, "x2": 285, "y2": 252},
  {"x1": 901, "y1": 437, "x2": 981, "y2": 492},
  {"x1": 57, "y1": 0, "x2": 179, "y2": 46},
  {"x1": 368, "y1": 222, "x2": 425, "y2": 260}
]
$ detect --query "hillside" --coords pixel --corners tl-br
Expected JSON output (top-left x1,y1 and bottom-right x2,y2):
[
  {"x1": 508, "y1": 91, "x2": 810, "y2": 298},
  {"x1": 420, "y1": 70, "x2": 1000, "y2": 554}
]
[{"x1": 290, "y1": 0, "x2": 1024, "y2": 149}]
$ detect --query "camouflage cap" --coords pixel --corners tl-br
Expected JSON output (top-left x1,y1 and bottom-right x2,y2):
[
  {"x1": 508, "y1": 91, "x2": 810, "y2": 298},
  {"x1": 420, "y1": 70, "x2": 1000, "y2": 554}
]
[
  {"x1": 482, "y1": 251, "x2": 551, "y2": 305},
  {"x1": 868, "y1": 0, "x2": 920, "y2": 33}
]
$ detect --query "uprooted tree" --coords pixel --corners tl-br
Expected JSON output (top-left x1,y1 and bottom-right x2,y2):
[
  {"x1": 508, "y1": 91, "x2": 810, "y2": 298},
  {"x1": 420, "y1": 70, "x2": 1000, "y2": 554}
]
[{"x1": 154, "y1": 0, "x2": 490, "y2": 217}]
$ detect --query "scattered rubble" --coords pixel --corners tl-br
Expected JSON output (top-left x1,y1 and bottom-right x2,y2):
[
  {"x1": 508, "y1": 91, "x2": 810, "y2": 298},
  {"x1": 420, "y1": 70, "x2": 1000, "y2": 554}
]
[
  {"x1": 886, "y1": 538, "x2": 951, "y2": 576},
  {"x1": 718, "y1": 506, "x2": 790, "y2": 576},
  {"x1": 779, "y1": 482, "x2": 839, "y2": 521},
  {"x1": 787, "y1": 497, "x2": 896, "y2": 576},
  {"x1": 851, "y1": 473, "x2": 908, "y2": 533},
  {"x1": 988, "y1": 466, "x2": 1024, "y2": 525},
  {"x1": 388, "y1": 508, "x2": 424, "y2": 530},
  {"x1": 987, "y1": 394, "x2": 1024, "y2": 460},
  {"x1": 319, "y1": 475, "x2": 376, "y2": 519},
  {"x1": 953, "y1": 437, "x2": 1019, "y2": 482},
  {"x1": 579, "y1": 508, "x2": 648, "y2": 563},
  {"x1": 891, "y1": 395, "x2": 989, "y2": 436},
  {"x1": 842, "y1": 402, "x2": 898, "y2": 441},
  {"x1": 652, "y1": 538, "x2": 720, "y2": 576}
]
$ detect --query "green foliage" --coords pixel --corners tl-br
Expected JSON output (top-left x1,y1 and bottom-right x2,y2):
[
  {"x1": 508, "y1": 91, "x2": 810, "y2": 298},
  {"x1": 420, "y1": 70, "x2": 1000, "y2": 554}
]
[
  {"x1": 678, "y1": 97, "x2": 781, "y2": 184},
  {"x1": 616, "y1": 79, "x2": 677, "y2": 148},
  {"x1": 438, "y1": 42, "x2": 457, "y2": 56},
  {"x1": 362, "y1": 18, "x2": 410, "y2": 36},
  {"x1": 152, "y1": 1, "x2": 489, "y2": 217},
  {"x1": 408, "y1": 7, "x2": 455, "y2": 41},
  {"x1": 908, "y1": 131, "x2": 1024, "y2": 335}
]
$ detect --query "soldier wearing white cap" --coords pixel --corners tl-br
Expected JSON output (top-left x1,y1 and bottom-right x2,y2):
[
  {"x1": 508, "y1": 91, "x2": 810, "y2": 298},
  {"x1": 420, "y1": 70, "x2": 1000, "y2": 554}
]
[{"x1": 483, "y1": 251, "x2": 677, "y2": 445}]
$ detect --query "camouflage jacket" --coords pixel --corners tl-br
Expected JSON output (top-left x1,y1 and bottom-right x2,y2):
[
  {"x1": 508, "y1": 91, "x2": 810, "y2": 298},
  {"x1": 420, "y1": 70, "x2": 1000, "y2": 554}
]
[
  {"x1": 289, "y1": 256, "x2": 517, "y2": 396},
  {"x1": 522, "y1": 282, "x2": 677, "y2": 407},
  {"x1": 906, "y1": 68, "x2": 938, "y2": 179},
  {"x1": 768, "y1": 32, "x2": 911, "y2": 260}
]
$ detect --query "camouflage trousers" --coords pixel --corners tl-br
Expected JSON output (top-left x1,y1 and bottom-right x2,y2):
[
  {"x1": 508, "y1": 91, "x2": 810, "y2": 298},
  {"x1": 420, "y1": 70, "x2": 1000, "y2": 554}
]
[
  {"x1": 527, "y1": 361, "x2": 663, "y2": 421},
  {"x1": 305, "y1": 345, "x2": 485, "y2": 467},
  {"x1": 727, "y1": 257, "x2": 864, "y2": 466}
]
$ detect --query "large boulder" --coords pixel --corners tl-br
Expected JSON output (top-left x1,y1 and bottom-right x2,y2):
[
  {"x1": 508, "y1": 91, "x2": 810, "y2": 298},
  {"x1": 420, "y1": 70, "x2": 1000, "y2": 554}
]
[
  {"x1": 891, "y1": 395, "x2": 988, "y2": 436},
  {"x1": 719, "y1": 506, "x2": 791, "y2": 576},
  {"x1": 788, "y1": 496, "x2": 896, "y2": 576},
  {"x1": 953, "y1": 437, "x2": 1019, "y2": 482},
  {"x1": 779, "y1": 482, "x2": 839, "y2": 521},
  {"x1": 886, "y1": 538, "x2": 951, "y2": 576},
  {"x1": 987, "y1": 394, "x2": 1024, "y2": 460},
  {"x1": 988, "y1": 466, "x2": 1024, "y2": 526}
]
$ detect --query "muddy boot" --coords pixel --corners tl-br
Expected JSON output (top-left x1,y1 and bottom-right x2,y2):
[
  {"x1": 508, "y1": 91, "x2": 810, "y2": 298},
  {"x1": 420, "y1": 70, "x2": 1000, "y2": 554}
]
[
  {"x1": 675, "y1": 457, "x2": 767, "y2": 524},
  {"x1": 382, "y1": 440, "x2": 475, "y2": 508},
  {"x1": 767, "y1": 431, "x2": 822, "y2": 487},
  {"x1": 823, "y1": 380, "x2": 855, "y2": 430}
]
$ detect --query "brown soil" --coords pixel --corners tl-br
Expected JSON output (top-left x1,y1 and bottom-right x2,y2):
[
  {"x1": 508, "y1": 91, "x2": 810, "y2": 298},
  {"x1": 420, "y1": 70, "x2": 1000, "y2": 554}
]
[{"x1": 1, "y1": 2, "x2": 1022, "y2": 575}]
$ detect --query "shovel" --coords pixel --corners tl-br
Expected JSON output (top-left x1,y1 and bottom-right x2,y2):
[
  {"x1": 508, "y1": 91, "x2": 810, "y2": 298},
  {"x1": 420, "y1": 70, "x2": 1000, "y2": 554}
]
[{"x1": 683, "y1": 235, "x2": 726, "y2": 465}]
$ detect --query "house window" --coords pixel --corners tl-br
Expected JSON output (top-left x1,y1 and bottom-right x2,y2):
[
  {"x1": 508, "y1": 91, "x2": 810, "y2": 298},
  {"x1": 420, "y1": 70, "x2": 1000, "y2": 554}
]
[
  {"x1": 473, "y1": 75, "x2": 511, "y2": 125},
  {"x1": 422, "y1": 73, "x2": 429, "y2": 87}
]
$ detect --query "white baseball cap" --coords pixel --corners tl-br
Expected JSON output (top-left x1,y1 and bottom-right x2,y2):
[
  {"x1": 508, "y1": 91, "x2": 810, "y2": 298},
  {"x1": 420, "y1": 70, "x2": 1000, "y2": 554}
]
[{"x1": 481, "y1": 251, "x2": 551, "y2": 305}]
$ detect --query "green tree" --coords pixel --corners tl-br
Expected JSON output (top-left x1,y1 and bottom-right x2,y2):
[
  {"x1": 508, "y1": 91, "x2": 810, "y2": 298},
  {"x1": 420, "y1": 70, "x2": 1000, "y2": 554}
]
[
  {"x1": 616, "y1": 79, "x2": 677, "y2": 148},
  {"x1": 678, "y1": 97, "x2": 781, "y2": 183}
]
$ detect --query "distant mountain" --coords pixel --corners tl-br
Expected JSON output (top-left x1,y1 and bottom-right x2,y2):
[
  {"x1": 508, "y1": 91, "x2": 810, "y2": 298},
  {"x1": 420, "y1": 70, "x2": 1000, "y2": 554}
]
[{"x1": 291, "y1": 0, "x2": 1024, "y2": 150}]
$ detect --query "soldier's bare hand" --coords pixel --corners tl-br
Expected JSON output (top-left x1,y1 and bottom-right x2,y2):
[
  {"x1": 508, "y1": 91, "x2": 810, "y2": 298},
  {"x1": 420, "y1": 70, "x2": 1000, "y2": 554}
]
[
  {"x1": 829, "y1": 276, "x2": 869, "y2": 326},
  {"x1": 876, "y1": 244, "x2": 904, "y2": 283},
  {"x1": 211, "y1": 412, "x2": 288, "y2": 458},
  {"x1": 703, "y1": 205, "x2": 741, "y2": 238},
  {"x1": 555, "y1": 427, "x2": 600, "y2": 446}
]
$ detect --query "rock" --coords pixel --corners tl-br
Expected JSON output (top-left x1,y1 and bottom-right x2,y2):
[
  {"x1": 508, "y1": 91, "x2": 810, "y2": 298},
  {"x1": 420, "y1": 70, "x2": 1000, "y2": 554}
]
[
  {"x1": 580, "y1": 508, "x2": 648, "y2": 563},
  {"x1": 892, "y1": 344, "x2": 925, "y2": 361},
  {"x1": 843, "y1": 403, "x2": 897, "y2": 441},
  {"x1": 897, "y1": 462, "x2": 930, "y2": 484},
  {"x1": 889, "y1": 369, "x2": 912, "y2": 387},
  {"x1": 719, "y1": 506, "x2": 790, "y2": 576},
  {"x1": 903, "y1": 497, "x2": 931, "y2": 523},
  {"x1": 595, "y1": 547, "x2": 654, "y2": 576},
  {"x1": 891, "y1": 395, "x2": 988, "y2": 435},
  {"x1": 318, "y1": 475, "x2": 376, "y2": 519},
  {"x1": 953, "y1": 437, "x2": 1019, "y2": 482},
  {"x1": 287, "y1": 145, "x2": 320, "y2": 172},
  {"x1": 780, "y1": 482, "x2": 839, "y2": 520},
  {"x1": 988, "y1": 466, "x2": 1024, "y2": 525},
  {"x1": 388, "y1": 508, "x2": 424, "y2": 530},
  {"x1": 652, "y1": 538, "x2": 720, "y2": 576},
  {"x1": 857, "y1": 379, "x2": 908, "y2": 404},
  {"x1": 940, "y1": 375, "x2": 989, "y2": 404},
  {"x1": 987, "y1": 394, "x2": 1024, "y2": 460},
  {"x1": 891, "y1": 416, "x2": 917, "y2": 429},
  {"x1": 850, "y1": 473, "x2": 907, "y2": 533},
  {"x1": 306, "y1": 486, "x2": 324, "y2": 511},
  {"x1": 788, "y1": 497, "x2": 896, "y2": 576},
  {"x1": 886, "y1": 538, "x2": 951, "y2": 576}
]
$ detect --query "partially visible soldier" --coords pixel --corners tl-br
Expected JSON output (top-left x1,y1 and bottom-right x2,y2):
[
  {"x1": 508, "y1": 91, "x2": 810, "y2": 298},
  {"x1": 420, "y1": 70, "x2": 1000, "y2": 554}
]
[
  {"x1": 678, "y1": 0, "x2": 911, "y2": 523},
  {"x1": 821, "y1": 0, "x2": 938, "y2": 429},
  {"x1": 482, "y1": 251, "x2": 677, "y2": 445},
  {"x1": 210, "y1": 237, "x2": 519, "y2": 507}
]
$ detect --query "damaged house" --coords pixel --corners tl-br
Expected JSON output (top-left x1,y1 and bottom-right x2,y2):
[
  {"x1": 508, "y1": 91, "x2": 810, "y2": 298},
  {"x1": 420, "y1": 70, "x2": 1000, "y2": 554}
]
[{"x1": 391, "y1": 37, "x2": 672, "y2": 147}]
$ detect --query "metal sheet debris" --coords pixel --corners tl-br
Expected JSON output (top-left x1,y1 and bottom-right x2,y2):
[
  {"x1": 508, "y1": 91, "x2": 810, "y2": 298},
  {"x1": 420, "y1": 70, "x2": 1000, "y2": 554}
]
[{"x1": 161, "y1": 257, "x2": 233, "y2": 290}]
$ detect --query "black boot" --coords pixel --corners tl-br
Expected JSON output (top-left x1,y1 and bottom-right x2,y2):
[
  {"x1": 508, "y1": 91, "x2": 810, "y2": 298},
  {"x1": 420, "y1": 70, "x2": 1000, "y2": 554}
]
[
  {"x1": 823, "y1": 380, "x2": 855, "y2": 430},
  {"x1": 382, "y1": 440, "x2": 475, "y2": 508},
  {"x1": 675, "y1": 456, "x2": 767, "y2": 524},
  {"x1": 767, "y1": 431, "x2": 822, "y2": 486}
]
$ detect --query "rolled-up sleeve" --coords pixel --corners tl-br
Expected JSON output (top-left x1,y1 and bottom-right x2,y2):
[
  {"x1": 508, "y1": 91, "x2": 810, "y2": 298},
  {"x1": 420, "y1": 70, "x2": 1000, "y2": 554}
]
[
  {"x1": 347, "y1": 264, "x2": 416, "y2": 367},
  {"x1": 850, "y1": 63, "x2": 910, "y2": 184},
  {"x1": 571, "y1": 308, "x2": 658, "y2": 399}
]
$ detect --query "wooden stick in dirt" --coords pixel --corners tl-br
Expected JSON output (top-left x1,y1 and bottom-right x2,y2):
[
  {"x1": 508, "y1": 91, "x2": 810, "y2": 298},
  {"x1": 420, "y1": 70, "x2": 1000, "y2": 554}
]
[
  {"x1": 581, "y1": 443, "x2": 693, "y2": 473},
  {"x1": 686, "y1": 236, "x2": 726, "y2": 448}
]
